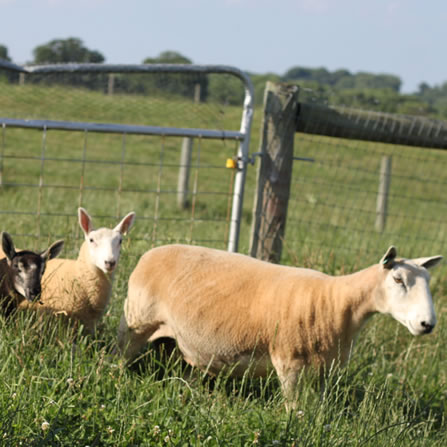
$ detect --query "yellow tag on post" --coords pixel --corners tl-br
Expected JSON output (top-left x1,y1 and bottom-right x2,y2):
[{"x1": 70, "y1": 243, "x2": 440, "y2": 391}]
[{"x1": 226, "y1": 158, "x2": 237, "y2": 169}]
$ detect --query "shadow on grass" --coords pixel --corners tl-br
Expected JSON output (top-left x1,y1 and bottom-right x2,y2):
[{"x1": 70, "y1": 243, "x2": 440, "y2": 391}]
[{"x1": 126, "y1": 337, "x2": 284, "y2": 407}]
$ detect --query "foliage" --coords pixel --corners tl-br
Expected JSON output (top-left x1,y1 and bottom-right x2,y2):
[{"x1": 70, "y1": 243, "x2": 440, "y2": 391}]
[
  {"x1": 143, "y1": 50, "x2": 192, "y2": 65},
  {"x1": 416, "y1": 81, "x2": 447, "y2": 119},
  {"x1": 0, "y1": 44, "x2": 11, "y2": 62},
  {"x1": 26, "y1": 38, "x2": 106, "y2": 91},
  {"x1": 109, "y1": 50, "x2": 210, "y2": 102},
  {"x1": 283, "y1": 66, "x2": 402, "y2": 92},
  {"x1": 0, "y1": 44, "x2": 19, "y2": 84},
  {"x1": 33, "y1": 37, "x2": 105, "y2": 64},
  {"x1": 4, "y1": 38, "x2": 447, "y2": 116}
]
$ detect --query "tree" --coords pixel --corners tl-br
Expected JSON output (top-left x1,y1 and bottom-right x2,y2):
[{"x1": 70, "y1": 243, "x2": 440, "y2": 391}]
[
  {"x1": 143, "y1": 51, "x2": 192, "y2": 65},
  {"x1": 0, "y1": 44, "x2": 11, "y2": 62},
  {"x1": 129, "y1": 50, "x2": 208, "y2": 101},
  {"x1": 283, "y1": 66, "x2": 318, "y2": 83},
  {"x1": 30, "y1": 38, "x2": 105, "y2": 90},
  {"x1": 354, "y1": 72, "x2": 401, "y2": 92},
  {"x1": 33, "y1": 38, "x2": 105, "y2": 64},
  {"x1": 0, "y1": 44, "x2": 19, "y2": 83}
]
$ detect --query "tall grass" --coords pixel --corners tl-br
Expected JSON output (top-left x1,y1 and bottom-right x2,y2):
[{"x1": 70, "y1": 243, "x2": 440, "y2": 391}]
[{"x1": 0, "y1": 81, "x2": 446, "y2": 445}]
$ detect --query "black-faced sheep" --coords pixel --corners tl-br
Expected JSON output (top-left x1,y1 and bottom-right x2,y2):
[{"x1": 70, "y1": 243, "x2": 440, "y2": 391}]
[{"x1": 0, "y1": 232, "x2": 64, "y2": 317}]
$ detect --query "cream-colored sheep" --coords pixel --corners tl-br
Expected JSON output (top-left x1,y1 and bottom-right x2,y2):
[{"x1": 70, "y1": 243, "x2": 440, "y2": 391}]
[
  {"x1": 19, "y1": 208, "x2": 135, "y2": 333},
  {"x1": 118, "y1": 244, "x2": 442, "y2": 403}
]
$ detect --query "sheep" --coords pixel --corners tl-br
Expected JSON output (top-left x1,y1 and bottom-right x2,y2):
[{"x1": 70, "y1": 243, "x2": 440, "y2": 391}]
[
  {"x1": 0, "y1": 232, "x2": 64, "y2": 318},
  {"x1": 19, "y1": 208, "x2": 136, "y2": 333},
  {"x1": 117, "y1": 244, "x2": 442, "y2": 405}
]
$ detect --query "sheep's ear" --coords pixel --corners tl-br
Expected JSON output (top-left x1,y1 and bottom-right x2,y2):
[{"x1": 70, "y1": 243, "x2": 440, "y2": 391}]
[
  {"x1": 2, "y1": 232, "x2": 16, "y2": 263},
  {"x1": 114, "y1": 212, "x2": 136, "y2": 236},
  {"x1": 413, "y1": 255, "x2": 443, "y2": 270},
  {"x1": 380, "y1": 246, "x2": 397, "y2": 270},
  {"x1": 78, "y1": 207, "x2": 94, "y2": 235},
  {"x1": 41, "y1": 240, "x2": 64, "y2": 261}
]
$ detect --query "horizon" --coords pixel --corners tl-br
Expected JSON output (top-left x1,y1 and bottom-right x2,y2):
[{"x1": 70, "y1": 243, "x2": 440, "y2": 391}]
[{"x1": 2, "y1": 0, "x2": 447, "y2": 94}]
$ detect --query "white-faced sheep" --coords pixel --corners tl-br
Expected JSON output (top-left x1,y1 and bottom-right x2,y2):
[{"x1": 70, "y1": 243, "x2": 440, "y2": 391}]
[
  {"x1": 19, "y1": 208, "x2": 136, "y2": 333},
  {"x1": 118, "y1": 244, "x2": 442, "y2": 405},
  {"x1": 0, "y1": 232, "x2": 64, "y2": 318}
]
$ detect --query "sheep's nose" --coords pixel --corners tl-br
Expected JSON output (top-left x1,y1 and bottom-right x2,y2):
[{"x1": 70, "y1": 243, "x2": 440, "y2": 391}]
[
  {"x1": 27, "y1": 287, "x2": 41, "y2": 302},
  {"x1": 421, "y1": 321, "x2": 434, "y2": 334},
  {"x1": 104, "y1": 260, "x2": 116, "y2": 271}
]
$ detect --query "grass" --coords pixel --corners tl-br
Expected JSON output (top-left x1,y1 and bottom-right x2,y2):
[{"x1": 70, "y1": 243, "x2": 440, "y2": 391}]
[
  {"x1": 1, "y1": 307, "x2": 446, "y2": 446},
  {"x1": 0, "y1": 79, "x2": 446, "y2": 445}
]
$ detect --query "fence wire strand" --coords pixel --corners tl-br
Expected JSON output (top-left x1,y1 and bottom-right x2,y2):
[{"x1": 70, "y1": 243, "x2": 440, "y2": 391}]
[{"x1": 284, "y1": 91, "x2": 447, "y2": 266}]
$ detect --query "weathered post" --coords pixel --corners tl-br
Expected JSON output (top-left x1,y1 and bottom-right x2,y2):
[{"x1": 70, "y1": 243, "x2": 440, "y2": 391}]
[
  {"x1": 177, "y1": 137, "x2": 194, "y2": 208},
  {"x1": 108, "y1": 74, "x2": 115, "y2": 95},
  {"x1": 249, "y1": 82, "x2": 299, "y2": 263},
  {"x1": 375, "y1": 155, "x2": 392, "y2": 232},
  {"x1": 177, "y1": 83, "x2": 201, "y2": 209}
]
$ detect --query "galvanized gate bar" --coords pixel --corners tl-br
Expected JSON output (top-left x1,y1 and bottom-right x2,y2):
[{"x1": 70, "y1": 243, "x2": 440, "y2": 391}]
[{"x1": 0, "y1": 118, "x2": 244, "y2": 140}]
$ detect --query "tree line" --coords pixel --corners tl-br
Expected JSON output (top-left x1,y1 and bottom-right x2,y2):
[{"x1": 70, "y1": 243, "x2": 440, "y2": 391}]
[{"x1": 0, "y1": 38, "x2": 445, "y2": 119}]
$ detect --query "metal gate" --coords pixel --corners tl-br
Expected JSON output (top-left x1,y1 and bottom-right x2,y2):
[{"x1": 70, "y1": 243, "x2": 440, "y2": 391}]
[{"x1": 0, "y1": 62, "x2": 254, "y2": 252}]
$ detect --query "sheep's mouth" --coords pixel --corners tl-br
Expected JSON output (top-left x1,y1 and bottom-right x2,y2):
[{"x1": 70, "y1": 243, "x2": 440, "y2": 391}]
[
  {"x1": 24, "y1": 290, "x2": 41, "y2": 302},
  {"x1": 15, "y1": 284, "x2": 40, "y2": 302}
]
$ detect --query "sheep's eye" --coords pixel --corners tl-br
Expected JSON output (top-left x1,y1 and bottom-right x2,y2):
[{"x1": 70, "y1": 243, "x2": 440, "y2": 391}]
[
  {"x1": 89, "y1": 238, "x2": 94, "y2": 243},
  {"x1": 393, "y1": 277, "x2": 403, "y2": 285},
  {"x1": 119, "y1": 239, "x2": 122, "y2": 245}
]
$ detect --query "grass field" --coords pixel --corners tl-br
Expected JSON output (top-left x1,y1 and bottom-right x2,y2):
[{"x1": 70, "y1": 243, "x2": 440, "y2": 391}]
[{"x1": 0, "y1": 79, "x2": 446, "y2": 446}]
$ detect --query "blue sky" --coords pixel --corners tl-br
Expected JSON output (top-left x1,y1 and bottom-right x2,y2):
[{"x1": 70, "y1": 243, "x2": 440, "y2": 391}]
[{"x1": 1, "y1": 0, "x2": 446, "y2": 93}]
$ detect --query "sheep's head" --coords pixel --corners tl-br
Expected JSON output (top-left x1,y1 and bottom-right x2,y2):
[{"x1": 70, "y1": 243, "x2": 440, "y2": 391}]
[
  {"x1": 376, "y1": 246, "x2": 442, "y2": 336},
  {"x1": 2, "y1": 232, "x2": 64, "y2": 302},
  {"x1": 78, "y1": 208, "x2": 136, "y2": 274}
]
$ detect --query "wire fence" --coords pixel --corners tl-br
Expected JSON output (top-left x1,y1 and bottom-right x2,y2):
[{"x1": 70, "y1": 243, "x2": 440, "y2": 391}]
[
  {"x1": 282, "y1": 88, "x2": 447, "y2": 269},
  {"x1": 0, "y1": 63, "x2": 253, "y2": 255},
  {"x1": 1, "y1": 62, "x2": 446, "y2": 269}
]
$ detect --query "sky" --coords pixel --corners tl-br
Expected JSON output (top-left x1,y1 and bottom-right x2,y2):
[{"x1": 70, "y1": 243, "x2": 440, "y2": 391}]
[{"x1": 1, "y1": 0, "x2": 446, "y2": 93}]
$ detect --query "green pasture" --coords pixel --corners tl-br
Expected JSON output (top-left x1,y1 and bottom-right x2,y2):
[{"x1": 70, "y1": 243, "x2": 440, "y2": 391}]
[{"x1": 0, "y1": 81, "x2": 446, "y2": 445}]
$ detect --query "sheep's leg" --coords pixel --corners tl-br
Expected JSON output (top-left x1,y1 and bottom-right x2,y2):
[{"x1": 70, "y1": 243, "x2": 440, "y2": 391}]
[
  {"x1": 117, "y1": 312, "x2": 154, "y2": 361},
  {"x1": 272, "y1": 357, "x2": 301, "y2": 411}
]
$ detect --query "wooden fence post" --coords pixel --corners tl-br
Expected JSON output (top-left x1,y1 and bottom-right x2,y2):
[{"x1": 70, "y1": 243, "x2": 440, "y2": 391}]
[
  {"x1": 375, "y1": 155, "x2": 392, "y2": 232},
  {"x1": 249, "y1": 82, "x2": 299, "y2": 263},
  {"x1": 177, "y1": 137, "x2": 194, "y2": 208},
  {"x1": 108, "y1": 74, "x2": 115, "y2": 95},
  {"x1": 177, "y1": 83, "x2": 201, "y2": 209}
]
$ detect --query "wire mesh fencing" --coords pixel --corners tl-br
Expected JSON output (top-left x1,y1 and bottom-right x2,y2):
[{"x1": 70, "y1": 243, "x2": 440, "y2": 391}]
[
  {"x1": 282, "y1": 88, "x2": 447, "y2": 270},
  {"x1": 0, "y1": 63, "x2": 254, "y2": 255}
]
